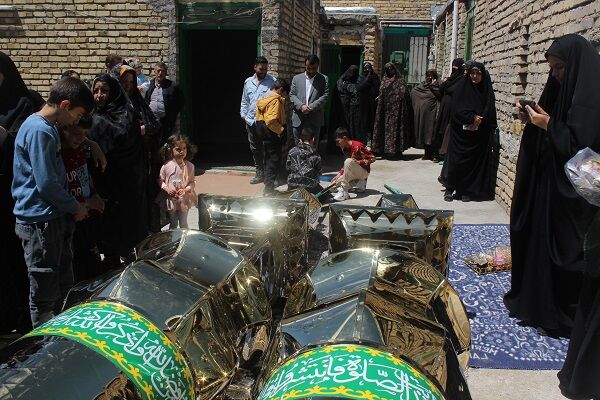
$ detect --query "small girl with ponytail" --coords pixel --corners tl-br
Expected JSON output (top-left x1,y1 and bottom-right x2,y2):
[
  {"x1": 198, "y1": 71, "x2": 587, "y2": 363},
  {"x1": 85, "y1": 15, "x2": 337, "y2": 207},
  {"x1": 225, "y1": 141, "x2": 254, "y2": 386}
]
[{"x1": 159, "y1": 134, "x2": 197, "y2": 229}]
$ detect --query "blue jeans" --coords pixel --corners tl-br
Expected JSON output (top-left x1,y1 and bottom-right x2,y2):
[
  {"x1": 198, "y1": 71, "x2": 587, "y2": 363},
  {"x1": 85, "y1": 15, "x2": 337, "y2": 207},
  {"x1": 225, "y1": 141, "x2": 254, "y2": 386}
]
[{"x1": 15, "y1": 215, "x2": 75, "y2": 327}]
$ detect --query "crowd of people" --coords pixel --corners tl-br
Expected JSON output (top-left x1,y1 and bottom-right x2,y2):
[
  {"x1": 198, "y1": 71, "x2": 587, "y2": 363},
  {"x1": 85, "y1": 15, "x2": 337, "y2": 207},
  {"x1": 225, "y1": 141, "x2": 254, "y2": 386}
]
[
  {"x1": 240, "y1": 53, "x2": 500, "y2": 203},
  {"x1": 241, "y1": 54, "x2": 376, "y2": 201},
  {"x1": 0, "y1": 52, "x2": 187, "y2": 331}
]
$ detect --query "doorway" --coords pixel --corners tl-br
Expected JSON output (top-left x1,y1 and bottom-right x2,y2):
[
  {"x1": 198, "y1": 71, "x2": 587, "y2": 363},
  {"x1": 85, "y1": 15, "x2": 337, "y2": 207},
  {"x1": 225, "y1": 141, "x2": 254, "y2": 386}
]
[
  {"x1": 179, "y1": 29, "x2": 259, "y2": 164},
  {"x1": 320, "y1": 45, "x2": 364, "y2": 152}
]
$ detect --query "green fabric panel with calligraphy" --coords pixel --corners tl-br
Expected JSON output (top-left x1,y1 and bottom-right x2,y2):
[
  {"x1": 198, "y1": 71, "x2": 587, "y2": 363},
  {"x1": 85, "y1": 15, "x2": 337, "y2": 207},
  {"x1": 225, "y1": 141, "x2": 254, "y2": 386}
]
[
  {"x1": 258, "y1": 344, "x2": 446, "y2": 400},
  {"x1": 25, "y1": 301, "x2": 195, "y2": 400}
]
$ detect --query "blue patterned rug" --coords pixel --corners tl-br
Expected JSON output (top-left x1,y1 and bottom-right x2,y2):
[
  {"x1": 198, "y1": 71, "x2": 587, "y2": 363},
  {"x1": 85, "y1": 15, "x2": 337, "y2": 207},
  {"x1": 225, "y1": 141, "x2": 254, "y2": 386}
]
[{"x1": 448, "y1": 224, "x2": 569, "y2": 370}]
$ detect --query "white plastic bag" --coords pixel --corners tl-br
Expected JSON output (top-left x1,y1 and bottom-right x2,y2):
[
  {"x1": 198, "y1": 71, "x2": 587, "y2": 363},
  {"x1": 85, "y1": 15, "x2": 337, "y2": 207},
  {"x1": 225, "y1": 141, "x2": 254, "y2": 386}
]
[{"x1": 565, "y1": 147, "x2": 600, "y2": 207}]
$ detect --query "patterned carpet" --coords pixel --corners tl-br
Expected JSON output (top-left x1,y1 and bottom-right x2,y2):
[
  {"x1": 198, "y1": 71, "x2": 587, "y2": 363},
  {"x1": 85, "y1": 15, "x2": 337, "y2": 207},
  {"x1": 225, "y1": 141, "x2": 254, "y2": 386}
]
[{"x1": 448, "y1": 224, "x2": 569, "y2": 370}]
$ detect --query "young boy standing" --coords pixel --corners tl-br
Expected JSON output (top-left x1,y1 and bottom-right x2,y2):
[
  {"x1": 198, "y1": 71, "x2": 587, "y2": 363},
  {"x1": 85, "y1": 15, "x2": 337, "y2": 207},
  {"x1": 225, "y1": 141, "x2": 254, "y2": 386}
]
[
  {"x1": 61, "y1": 117, "x2": 106, "y2": 282},
  {"x1": 255, "y1": 78, "x2": 290, "y2": 195},
  {"x1": 12, "y1": 77, "x2": 94, "y2": 327},
  {"x1": 286, "y1": 127, "x2": 322, "y2": 194},
  {"x1": 332, "y1": 127, "x2": 376, "y2": 201}
]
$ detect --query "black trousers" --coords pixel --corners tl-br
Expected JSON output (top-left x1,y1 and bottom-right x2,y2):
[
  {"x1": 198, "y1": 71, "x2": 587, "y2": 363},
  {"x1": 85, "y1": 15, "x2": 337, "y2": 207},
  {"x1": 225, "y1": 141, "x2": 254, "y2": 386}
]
[{"x1": 258, "y1": 121, "x2": 283, "y2": 192}]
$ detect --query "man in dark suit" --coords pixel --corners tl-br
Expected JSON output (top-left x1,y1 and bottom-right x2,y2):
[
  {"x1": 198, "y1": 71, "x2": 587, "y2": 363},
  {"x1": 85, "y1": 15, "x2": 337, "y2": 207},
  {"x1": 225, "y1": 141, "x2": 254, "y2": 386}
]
[
  {"x1": 145, "y1": 62, "x2": 185, "y2": 142},
  {"x1": 289, "y1": 55, "x2": 329, "y2": 148}
]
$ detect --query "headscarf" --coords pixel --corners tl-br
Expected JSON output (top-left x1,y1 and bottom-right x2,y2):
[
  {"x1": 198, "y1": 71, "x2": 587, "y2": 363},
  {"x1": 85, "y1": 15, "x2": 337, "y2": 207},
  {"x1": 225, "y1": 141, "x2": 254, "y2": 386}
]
[
  {"x1": 89, "y1": 74, "x2": 139, "y2": 155},
  {"x1": 341, "y1": 65, "x2": 359, "y2": 83},
  {"x1": 0, "y1": 51, "x2": 33, "y2": 132},
  {"x1": 543, "y1": 34, "x2": 600, "y2": 167},
  {"x1": 451, "y1": 61, "x2": 497, "y2": 129},
  {"x1": 119, "y1": 66, "x2": 160, "y2": 136},
  {"x1": 438, "y1": 58, "x2": 465, "y2": 96},
  {"x1": 380, "y1": 62, "x2": 405, "y2": 91}
]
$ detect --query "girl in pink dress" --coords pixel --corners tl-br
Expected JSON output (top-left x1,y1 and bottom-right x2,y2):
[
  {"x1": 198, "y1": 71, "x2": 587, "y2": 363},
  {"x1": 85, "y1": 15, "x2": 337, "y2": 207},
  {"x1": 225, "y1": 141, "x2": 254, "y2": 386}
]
[{"x1": 159, "y1": 134, "x2": 197, "y2": 229}]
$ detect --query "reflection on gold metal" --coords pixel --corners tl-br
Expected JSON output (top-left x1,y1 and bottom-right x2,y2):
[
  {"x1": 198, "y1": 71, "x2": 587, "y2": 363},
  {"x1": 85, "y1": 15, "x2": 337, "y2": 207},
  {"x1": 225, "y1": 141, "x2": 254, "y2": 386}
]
[
  {"x1": 278, "y1": 248, "x2": 471, "y2": 399},
  {"x1": 94, "y1": 373, "x2": 143, "y2": 400},
  {"x1": 197, "y1": 195, "x2": 310, "y2": 300},
  {"x1": 174, "y1": 258, "x2": 272, "y2": 399},
  {"x1": 279, "y1": 188, "x2": 322, "y2": 227},
  {"x1": 328, "y1": 204, "x2": 454, "y2": 276},
  {"x1": 376, "y1": 193, "x2": 419, "y2": 209}
]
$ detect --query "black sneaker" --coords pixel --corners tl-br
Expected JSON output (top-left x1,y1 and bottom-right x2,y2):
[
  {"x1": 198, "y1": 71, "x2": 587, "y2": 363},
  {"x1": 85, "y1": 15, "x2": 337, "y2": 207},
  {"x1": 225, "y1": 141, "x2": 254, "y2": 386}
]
[
  {"x1": 250, "y1": 175, "x2": 264, "y2": 184},
  {"x1": 444, "y1": 190, "x2": 453, "y2": 202},
  {"x1": 461, "y1": 195, "x2": 471, "y2": 202}
]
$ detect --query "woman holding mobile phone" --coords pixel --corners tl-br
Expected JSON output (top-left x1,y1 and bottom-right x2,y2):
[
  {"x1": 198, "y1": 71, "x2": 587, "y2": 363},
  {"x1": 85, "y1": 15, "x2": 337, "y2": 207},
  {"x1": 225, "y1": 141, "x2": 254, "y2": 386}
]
[{"x1": 506, "y1": 34, "x2": 600, "y2": 399}]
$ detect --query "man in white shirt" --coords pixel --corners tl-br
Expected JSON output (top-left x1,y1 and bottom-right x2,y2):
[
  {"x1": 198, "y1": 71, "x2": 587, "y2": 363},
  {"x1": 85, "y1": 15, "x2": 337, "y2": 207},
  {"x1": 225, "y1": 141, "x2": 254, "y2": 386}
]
[
  {"x1": 240, "y1": 56, "x2": 276, "y2": 184},
  {"x1": 289, "y1": 55, "x2": 330, "y2": 150}
]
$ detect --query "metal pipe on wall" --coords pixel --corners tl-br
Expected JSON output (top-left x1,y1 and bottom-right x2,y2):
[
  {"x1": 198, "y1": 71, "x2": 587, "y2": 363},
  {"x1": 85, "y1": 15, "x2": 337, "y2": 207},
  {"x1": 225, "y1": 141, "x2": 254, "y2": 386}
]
[{"x1": 450, "y1": 0, "x2": 458, "y2": 74}]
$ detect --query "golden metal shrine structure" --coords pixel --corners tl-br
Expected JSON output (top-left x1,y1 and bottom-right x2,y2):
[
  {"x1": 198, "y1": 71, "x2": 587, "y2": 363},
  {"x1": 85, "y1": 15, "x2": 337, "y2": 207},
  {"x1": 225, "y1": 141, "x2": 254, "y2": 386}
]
[{"x1": 0, "y1": 190, "x2": 471, "y2": 400}]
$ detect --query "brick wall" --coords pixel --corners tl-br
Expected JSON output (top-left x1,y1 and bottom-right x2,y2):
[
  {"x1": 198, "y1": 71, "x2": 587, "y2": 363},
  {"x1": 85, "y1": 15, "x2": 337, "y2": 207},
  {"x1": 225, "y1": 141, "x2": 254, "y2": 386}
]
[
  {"x1": 434, "y1": 0, "x2": 600, "y2": 212},
  {"x1": 321, "y1": 0, "x2": 438, "y2": 20},
  {"x1": 0, "y1": 0, "x2": 174, "y2": 97},
  {"x1": 262, "y1": 0, "x2": 321, "y2": 81}
]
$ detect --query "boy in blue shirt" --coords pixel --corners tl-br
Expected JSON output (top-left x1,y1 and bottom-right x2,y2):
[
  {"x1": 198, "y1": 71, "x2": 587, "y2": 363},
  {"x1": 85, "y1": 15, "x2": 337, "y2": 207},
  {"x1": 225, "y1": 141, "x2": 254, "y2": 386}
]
[{"x1": 12, "y1": 77, "x2": 95, "y2": 327}]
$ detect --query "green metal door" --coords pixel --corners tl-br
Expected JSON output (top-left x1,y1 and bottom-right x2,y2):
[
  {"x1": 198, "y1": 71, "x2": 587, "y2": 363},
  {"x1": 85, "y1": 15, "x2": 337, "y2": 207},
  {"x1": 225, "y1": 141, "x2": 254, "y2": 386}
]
[{"x1": 383, "y1": 27, "x2": 431, "y2": 90}]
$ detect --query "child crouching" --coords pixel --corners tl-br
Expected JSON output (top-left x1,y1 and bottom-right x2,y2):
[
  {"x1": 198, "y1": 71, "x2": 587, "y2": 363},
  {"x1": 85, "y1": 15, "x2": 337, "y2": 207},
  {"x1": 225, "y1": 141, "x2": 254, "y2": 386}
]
[
  {"x1": 286, "y1": 127, "x2": 322, "y2": 194},
  {"x1": 332, "y1": 127, "x2": 375, "y2": 201}
]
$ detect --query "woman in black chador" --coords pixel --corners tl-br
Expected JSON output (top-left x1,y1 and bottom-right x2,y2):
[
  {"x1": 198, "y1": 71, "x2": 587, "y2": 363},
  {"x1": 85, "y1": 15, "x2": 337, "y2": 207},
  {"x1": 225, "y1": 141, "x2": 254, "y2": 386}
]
[
  {"x1": 357, "y1": 62, "x2": 380, "y2": 143},
  {"x1": 411, "y1": 69, "x2": 441, "y2": 160},
  {"x1": 89, "y1": 74, "x2": 148, "y2": 266},
  {"x1": 506, "y1": 34, "x2": 600, "y2": 344},
  {"x1": 0, "y1": 51, "x2": 35, "y2": 333},
  {"x1": 443, "y1": 62, "x2": 497, "y2": 202},
  {"x1": 337, "y1": 65, "x2": 362, "y2": 141},
  {"x1": 435, "y1": 58, "x2": 464, "y2": 165}
]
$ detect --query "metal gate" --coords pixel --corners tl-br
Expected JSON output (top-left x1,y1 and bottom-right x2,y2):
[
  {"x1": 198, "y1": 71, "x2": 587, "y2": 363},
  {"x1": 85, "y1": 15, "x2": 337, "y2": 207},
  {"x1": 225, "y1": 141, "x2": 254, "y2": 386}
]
[{"x1": 383, "y1": 27, "x2": 431, "y2": 90}]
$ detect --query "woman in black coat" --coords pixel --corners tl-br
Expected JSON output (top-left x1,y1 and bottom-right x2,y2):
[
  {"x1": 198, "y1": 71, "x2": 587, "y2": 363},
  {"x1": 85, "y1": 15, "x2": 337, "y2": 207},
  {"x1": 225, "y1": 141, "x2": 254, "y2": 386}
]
[
  {"x1": 0, "y1": 51, "x2": 35, "y2": 333},
  {"x1": 89, "y1": 74, "x2": 148, "y2": 266},
  {"x1": 435, "y1": 58, "x2": 464, "y2": 164},
  {"x1": 506, "y1": 34, "x2": 600, "y2": 338},
  {"x1": 337, "y1": 65, "x2": 362, "y2": 142},
  {"x1": 357, "y1": 62, "x2": 380, "y2": 143},
  {"x1": 443, "y1": 62, "x2": 497, "y2": 202}
]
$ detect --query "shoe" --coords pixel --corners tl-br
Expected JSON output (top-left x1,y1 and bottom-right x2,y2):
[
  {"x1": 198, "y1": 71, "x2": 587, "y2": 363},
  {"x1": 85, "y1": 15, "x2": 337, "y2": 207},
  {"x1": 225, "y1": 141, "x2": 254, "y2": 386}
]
[
  {"x1": 250, "y1": 175, "x2": 264, "y2": 184},
  {"x1": 333, "y1": 190, "x2": 349, "y2": 201},
  {"x1": 461, "y1": 195, "x2": 471, "y2": 202},
  {"x1": 444, "y1": 190, "x2": 453, "y2": 202}
]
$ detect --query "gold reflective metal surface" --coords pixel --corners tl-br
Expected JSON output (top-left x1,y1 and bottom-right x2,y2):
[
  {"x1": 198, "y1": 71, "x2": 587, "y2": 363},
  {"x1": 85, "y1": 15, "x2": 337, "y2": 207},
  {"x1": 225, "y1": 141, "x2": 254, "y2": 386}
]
[
  {"x1": 376, "y1": 193, "x2": 419, "y2": 209},
  {"x1": 279, "y1": 248, "x2": 471, "y2": 398},
  {"x1": 197, "y1": 195, "x2": 309, "y2": 300},
  {"x1": 173, "y1": 258, "x2": 272, "y2": 399},
  {"x1": 328, "y1": 204, "x2": 454, "y2": 276},
  {"x1": 280, "y1": 188, "x2": 322, "y2": 227},
  {"x1": 1, "y1": 189, "x2": 472, "y2": 400}
]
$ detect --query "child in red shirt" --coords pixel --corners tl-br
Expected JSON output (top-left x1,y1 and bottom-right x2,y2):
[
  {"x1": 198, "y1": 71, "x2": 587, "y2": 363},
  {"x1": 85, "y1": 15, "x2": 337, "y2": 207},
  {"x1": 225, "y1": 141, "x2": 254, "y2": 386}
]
[
  {"x1": 332, "y1": 127, "x2": 375, "y2": 201},
  {"x1": 61, "y1": 118, "x2": 105, "y2": 281}
]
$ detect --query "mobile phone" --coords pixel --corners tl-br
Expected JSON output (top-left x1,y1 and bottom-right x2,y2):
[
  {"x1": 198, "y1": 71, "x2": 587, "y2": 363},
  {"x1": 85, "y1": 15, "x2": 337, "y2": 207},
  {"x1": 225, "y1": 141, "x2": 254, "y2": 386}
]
[{"x1": 519, "y1": 99, "x2": 536, "y2": 109}]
